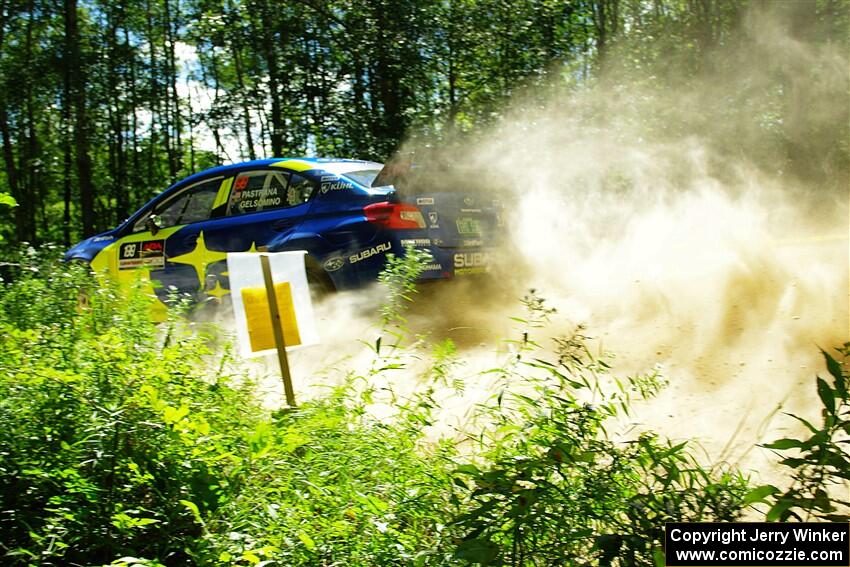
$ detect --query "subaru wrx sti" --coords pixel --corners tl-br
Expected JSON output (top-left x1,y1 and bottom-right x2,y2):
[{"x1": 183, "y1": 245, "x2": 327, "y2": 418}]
[{"x1": 64, "y1": 158, "x2": 500, "y2": 309}]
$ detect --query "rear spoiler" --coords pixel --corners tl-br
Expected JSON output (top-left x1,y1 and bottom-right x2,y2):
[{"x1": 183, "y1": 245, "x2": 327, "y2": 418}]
[{"x1": 372, "y1": 158, "x2": 412, "y2": 188}]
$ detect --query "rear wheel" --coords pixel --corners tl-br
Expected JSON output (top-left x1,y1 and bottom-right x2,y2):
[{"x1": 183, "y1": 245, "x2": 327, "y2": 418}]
[{"x1": 305, "y1": 259, "x2": 335, "y2": 303}]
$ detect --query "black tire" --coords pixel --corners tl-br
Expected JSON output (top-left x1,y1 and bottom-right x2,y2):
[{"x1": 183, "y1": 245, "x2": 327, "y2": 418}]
[{"x1": 305, "y1": 259, "x2": 335, "y2": 303}]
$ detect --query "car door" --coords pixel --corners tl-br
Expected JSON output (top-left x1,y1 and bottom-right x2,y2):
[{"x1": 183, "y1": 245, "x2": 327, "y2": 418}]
[
  {"x1": 105, "y1": 176, "x2": 226, "y2": 307},
  {"x1": 193, "y1": 168, "x2": 317, "y2": 299}
]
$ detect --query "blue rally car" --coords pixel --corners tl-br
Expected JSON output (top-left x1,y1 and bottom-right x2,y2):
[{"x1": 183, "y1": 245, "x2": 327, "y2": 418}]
[{"x1": 64, "y1": 158, "x2": 499, "y2": 309}]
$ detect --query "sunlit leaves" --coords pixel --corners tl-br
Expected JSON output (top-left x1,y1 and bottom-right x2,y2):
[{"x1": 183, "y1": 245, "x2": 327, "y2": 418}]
[
  {"x1": 758, "y1": 348, "x2": 850, "y2": 522},
  {"x1": 0, "y1": 192, "x2": 17, "y2": 207}
]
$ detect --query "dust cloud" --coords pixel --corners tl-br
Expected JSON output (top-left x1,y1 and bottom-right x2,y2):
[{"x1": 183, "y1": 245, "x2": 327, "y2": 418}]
[
  {"x1": 236, "y1": 3, "x2": 848, "y2": 485},
  {"x1": 401, "y1": 3, "x2": 848, "y2": 478}
]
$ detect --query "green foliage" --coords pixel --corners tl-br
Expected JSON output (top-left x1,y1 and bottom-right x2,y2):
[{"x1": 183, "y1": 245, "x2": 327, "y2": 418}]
[
  {"x1": 369, "y1": 245, "x2": 436, "y2": 398},
  {"x1": 378, "y1": 244, "x2": 434, "y2": 330},
  {"x1": 0, "y1": 249, "x2": 459, "y2": 566},
  {"x1": 757, "y1": 346, "x2": 850, "y2": 522},
  {"x1": 0, "y1": 192, "x2": 16, "y2": 207},
  {"x1": 189, "y1": 381, "x2": 458, "y2": 566},
  {"x1": 446, "y1": 294, "x2": 748, "y2": 566},
  {"x1": 12, "y1": 261, "x2": 848, "y2": 566},
  {"x1": 0, "y1": 253, "x2": 262, "y2": 564}
]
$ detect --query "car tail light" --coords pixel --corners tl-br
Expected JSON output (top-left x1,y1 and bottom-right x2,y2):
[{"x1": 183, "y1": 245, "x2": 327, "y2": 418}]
[{"x1": 363, "y1": 202, "x2": 426, "y2": 229}]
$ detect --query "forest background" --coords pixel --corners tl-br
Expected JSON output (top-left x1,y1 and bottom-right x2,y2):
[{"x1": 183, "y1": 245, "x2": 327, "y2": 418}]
[{"x1": 0, "y1": 0, "x2": 847, "y2": 248}]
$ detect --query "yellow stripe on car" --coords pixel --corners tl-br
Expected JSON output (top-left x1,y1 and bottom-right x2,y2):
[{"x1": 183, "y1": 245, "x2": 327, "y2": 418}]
[
  {"x1": 213, "y1": 177, "x2": 232, "y2": 209},
  {"x1": 271, "y1": 159, "x2": 315, "y2": 172}
]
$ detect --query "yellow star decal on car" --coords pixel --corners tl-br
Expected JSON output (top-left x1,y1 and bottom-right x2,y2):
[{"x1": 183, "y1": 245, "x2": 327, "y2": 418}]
[
  {"x1": 167, "y1": 231, "x2": 227, "y2": 289},
  {"x1": 206, "y1": 279, "x2": 230, "y2": 300}
]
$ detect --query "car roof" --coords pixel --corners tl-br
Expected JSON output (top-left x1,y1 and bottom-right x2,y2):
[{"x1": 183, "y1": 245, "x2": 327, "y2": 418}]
[
  {"x1": 116, "y1": 157, "x2": 385, "y2": 233},
  {"x1": 171, "y1": 157, "x2": 382, "y2": 190}
]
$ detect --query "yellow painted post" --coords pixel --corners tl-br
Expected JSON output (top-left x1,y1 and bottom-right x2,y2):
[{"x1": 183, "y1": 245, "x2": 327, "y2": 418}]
[{"x1": 260, "y1": 254, "x2": 297, "y2": 408}]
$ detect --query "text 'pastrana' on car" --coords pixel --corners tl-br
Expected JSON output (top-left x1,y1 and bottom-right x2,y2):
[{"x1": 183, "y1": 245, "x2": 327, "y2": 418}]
[{"x1": 64, "y1": 157, "x2": 503, "y2": 311}]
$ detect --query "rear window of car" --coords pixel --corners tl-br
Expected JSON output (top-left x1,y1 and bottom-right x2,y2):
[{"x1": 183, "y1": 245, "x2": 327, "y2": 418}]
[{"x1": 341, "y1": 169, "x2": 382, "y2": 188}]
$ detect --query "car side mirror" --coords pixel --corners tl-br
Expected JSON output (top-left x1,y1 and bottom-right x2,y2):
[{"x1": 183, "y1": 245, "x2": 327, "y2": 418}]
[{"x1": 145, "y1": 215, "x2": 161, "y2": 236}]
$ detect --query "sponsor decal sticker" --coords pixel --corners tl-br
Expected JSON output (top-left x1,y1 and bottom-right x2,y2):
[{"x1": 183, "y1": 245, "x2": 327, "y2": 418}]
[
  {"x1": 428, "y1": 212, "x2": 439, "y2": 227},
  {"x1": 234, "y1": 175, "x2": 249, "y2": 191},
  {"x1": 455, "y1": 266, "x2": 488, "y2": 275},
  {"x1": 423, "y1": 263, "x2": 442, "y2": 271},
  {"x1": 349, "y1": 241, "x2": 392, "y2": 264},
  {"x1": 239, "y1": 195, "x2": 282, "y2": 210},
  {"x1": 453, "y1": 251, "x2": 491, "y2": 275},
  {"x1": 119, "y1": 240, "x2": 165, "y2": 270},
  {"x1": 416, "y1": 197, "x2": 435, "y2": 205},
  {"x1": 463, "y1": 197, "x2": 474, "y2": 206},
  {"x1": 400, "y1": 238, "x2": 431, "y2": 247},
  {"x1": 320, "y1": 180, "x2": 353, "y2": 193},
  {"x1": 140, "y1": 240, "x2": 163, "y2": 257},
  {"x1": 320, "y1": 175, "x2": 337, "y2": 182},
  {"x1": 323, "y1": 256, "x2": 345, "y2": 272},
  {"x1": 92, "y1": 235, "x2": 114, "y2": 242}
]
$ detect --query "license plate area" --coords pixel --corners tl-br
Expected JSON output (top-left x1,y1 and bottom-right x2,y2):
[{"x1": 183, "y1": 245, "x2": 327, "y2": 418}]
[{"x1": 456, "y1": 217, "x2": 481, "y2": 235}]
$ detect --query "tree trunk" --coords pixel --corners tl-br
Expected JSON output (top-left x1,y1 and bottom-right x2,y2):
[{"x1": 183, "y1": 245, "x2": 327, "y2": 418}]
[
  {"x1": 209, "y1": 46, "x2": 225, "y2": 162},
  {"x1": 25, "y1": 88, "x2": 40, "y2": 243},
  {"x1": 0, "y1": 106, "x2": 23, "y2": 242},
  {"x1": 65, "y1": 0, "x2": 95, "y2": 236},
  {"x1": 0, "y1": 0, "x2": 25, "y2": 244},
  {"x1": 592, "y1": 0, "x2": 620, "y2": 68},
  {"x1": 370, "y1": 2, "x2": 404, "y2": 154},
  {"x1": 61, "y1": 5, "x2": 73, "y2": 245},
  {"x1": 146, "y1": 1, "x2": 159, "y2": 186},
  {"x1": 232, "y1": 43, "x2": 256, "y2": 160},
  {"x1": 106, "y1": 8, "x2": 119, "y2": 226},
  {"x1": 125, "y1": 22, "x2": 139, "y2": 213},
  {"x1": 259, "y1": 0, "x2": 284, "y2": 156},
  {"x1": 15, "y1": 0, "x2": 39, "y2": 243},
  {"x1": 164, "y1": 0, "x2": 182, "y2": 177},
  {"x1": 162, "y1": 0, "x2": 176, "y2": 178}
]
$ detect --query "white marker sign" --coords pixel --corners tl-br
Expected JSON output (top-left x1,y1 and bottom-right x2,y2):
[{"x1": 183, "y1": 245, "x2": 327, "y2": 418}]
[{"x1": 227, "y1": 251, "x2": 319, "y2": 358}]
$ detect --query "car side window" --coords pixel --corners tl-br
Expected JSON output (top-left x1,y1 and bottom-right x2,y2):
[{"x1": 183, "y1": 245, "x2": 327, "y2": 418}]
[
  {"x1": 156, "y1": 178, "x2": 221, "y2": 228},
  {"x1": 287, "y1": 173, "x2": 316, "y2": 206},
  {"x1": 130, "y1": 177, "x2": 222, "y2": 233},
  {"x1": 227, "y1": 170, "x2": 316, "y2": 216}
]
